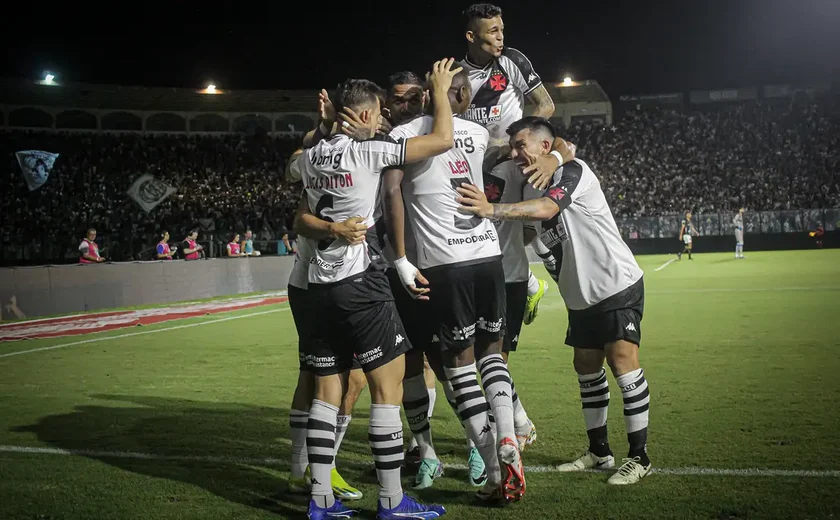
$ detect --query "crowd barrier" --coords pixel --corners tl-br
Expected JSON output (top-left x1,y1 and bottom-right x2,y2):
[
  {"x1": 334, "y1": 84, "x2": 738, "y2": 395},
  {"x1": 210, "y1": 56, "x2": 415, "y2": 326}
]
[{"x1": 0, "y1": 256, "x2": 295, "y2": 320}]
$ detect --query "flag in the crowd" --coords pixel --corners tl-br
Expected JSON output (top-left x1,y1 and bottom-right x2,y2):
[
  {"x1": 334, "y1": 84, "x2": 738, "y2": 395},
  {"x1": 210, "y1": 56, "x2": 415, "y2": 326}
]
[
  {"x1": 15, "y1": 150, "x2": 59, "y2": 191},
  {"x1": 126, "y1": 174, "x2": 177, "y2": 213}
]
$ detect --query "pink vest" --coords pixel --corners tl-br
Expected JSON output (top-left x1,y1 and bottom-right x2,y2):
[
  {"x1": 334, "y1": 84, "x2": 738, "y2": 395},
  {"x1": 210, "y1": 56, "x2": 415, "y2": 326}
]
[
  {"x1": 228, "y1": 242, "x2": 241, "y2": 256},
  {"x1": 184, "y1": 239, "x2": 200, "y2": 260},
  {"x1": 79, "y1": 239, "x2": 100, "y2": 264},
  {"x1": 158, "y1": 241, "x2": 172, "y2": 260}
]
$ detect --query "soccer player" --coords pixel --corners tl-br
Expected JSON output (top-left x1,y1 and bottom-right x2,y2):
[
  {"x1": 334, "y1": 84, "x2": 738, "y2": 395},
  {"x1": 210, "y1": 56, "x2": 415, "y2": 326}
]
[
  {"x1": 678, "y1": 212, "x2": 697, "y2": 260},
  {"x1": 459, "y1": 3, "x2": 557, "y2": 325},
  {"x1": 288, "y1": 58, "x2": 460, "y2": 520},
  {"x1": 286, "y1": 216, "x2": 368, "y2": 502},
  {"x1": 457, "y1": 117, "x2": 653, "y2": 485},
  {"x1": 733, "y1": 208, "x2": 745, "y2": 259},
  {"x1": 386, "y1": 68, "x2": 552, "y2": 504}
]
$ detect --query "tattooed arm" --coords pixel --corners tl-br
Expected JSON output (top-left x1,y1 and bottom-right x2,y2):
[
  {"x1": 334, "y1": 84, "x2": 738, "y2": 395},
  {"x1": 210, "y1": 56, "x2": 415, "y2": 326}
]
[{"x1": 456, "y1": 183, "x2": 559, "y2": 221}]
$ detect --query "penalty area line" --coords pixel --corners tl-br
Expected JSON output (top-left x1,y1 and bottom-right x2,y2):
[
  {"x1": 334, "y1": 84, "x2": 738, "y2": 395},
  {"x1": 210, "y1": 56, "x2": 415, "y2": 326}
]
[
  {"x1": 655, "y1": 258, "x2": 678, "y2": 272},
  {"x1": 1, "y1": 445, "x2": 838, "y2": 478},
  {"x1": 0, "y1": 308, "x2": 288, "y2": 360}
]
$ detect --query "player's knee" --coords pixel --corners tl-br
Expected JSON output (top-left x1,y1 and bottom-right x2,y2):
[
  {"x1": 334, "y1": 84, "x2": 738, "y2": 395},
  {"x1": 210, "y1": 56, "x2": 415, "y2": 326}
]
[
  {"x1": 605, "y1": 341, "x2": 640, "y2": 376},
  {"x1": 573, "y1": 348, "x2": 606, "y2": 375}
]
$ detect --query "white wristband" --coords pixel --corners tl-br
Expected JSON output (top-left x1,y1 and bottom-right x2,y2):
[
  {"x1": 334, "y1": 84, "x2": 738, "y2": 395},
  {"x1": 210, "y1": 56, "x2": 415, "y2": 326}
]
[
  {"x1": 394, "y1": 256, "x2": 416, "y2": 284},
  {"x1": 549, "y1": 150, "x2": 565, "y2": 165}
]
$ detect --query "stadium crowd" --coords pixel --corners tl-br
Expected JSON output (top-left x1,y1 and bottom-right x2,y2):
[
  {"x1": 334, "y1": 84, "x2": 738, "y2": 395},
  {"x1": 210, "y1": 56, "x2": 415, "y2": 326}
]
[{"x1": 1, "y1": 94, "x2": 838, "y2": 264}]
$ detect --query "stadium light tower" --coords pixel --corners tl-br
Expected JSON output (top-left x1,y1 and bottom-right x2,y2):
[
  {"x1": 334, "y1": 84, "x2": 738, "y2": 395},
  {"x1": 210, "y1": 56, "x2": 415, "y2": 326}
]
[
  {"x1": 206, "y1": 84, "x2": 217, "y2": 93},
  {"x1": 563, "y1": 76, "x2": 573, "y2": 86},
  {"x1": 44, "y1": 73, "x2": 55, "y2": 84}
]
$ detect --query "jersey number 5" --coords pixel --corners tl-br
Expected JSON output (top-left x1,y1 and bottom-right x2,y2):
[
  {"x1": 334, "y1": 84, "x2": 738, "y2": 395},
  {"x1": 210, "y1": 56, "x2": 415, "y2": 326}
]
[
  {"x1": 450, "y1": 177, "x2": 484, "y2": 230},
  {"x1": 315, "y1": 194, "x2": 335, "y2": 251}
]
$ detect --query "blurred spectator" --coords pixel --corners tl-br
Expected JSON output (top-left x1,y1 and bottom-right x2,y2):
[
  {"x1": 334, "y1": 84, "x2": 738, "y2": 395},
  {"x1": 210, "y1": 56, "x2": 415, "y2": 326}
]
[
  {"x1": 182, "y1": 229, "x2": 204, "y2": 260},
  {"x1": 78, "y1": 227, "x2": 104, "y2": 263},
  {"x1": 227, "y1": 233, "x2": 244, "y2": 257}
]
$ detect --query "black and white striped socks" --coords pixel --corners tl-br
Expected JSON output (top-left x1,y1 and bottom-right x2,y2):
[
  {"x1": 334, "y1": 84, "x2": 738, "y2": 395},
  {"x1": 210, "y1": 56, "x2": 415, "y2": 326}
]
[
  {"x1": 290, "y1": 409, "x2": 309, "y2": 479},
  {"x1": 307, "y1": 400, "x2": 337, "y2": 508},
  {"x1": 616, "y1": 368, "x2": 650, "y2": 463},
  {"x1": 578, "y1": 368, "x2": 611, "y2": 457},
  {"x1": 444, "y1": 364, "x2": 501, "y2": 485},
  {"x1": 369, "y1": 404, "x2": 405, "y2": 509},
  {"x1": 478, "y1": 354, "x2": 516, "y2": 444},
  {"x1": 403, "y1": 374, "x2": 437, "y2": 460}
]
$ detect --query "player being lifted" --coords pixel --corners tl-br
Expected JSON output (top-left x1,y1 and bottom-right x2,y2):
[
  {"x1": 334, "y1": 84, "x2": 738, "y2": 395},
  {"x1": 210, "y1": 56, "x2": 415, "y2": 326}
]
[
  {"x1": 733, "y1": 208, "x2": 745, "y2": 259},
  {"x1": 288, "y1": 59, "x2": 462, "y2": 520},
  {"x1": 383, "y1": 67, "x2": 567, "y2": 503},
  {"x1": 459, "y1": 3, "x2": 558, "y2": 326},
  {"x1": 678, "y1": 212, "x2": 698, "y2": 260},
  {"x1": 458, "y1": 117, "x2": 653, "y2": 485}
]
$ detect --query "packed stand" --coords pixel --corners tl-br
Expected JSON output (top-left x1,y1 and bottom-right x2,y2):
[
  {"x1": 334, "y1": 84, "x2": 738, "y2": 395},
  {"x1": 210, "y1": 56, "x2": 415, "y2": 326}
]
[
  {"x1": 0, "y1": 133, "x2": 300, "y2": 265},
  {"x1": 566, "y1": 95, "x2": 840, "y2": 218}
]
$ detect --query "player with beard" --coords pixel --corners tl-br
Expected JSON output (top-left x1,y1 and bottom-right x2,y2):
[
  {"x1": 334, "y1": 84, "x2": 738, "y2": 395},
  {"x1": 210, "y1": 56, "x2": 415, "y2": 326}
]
[
  {"x1": 289, "y1": 59, "x2": 460, "y2": 520},
  {"x1": 459, "y1": 3, "x2": 560, "y2": 329},
  {"x1": 457, "y1": 117, "x2": 652, "y2": 486}
]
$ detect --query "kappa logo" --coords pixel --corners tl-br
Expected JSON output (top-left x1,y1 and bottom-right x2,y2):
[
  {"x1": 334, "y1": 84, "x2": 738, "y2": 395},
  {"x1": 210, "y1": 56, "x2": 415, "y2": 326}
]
[
  {"x1": 528, "y1": 72, "x2": 537, "y2": 82},
  {"x1": 395, "y1": 334, "x2": 404, "y2": 346},
  {"x1": 480, "y1": 424, "x2": 492, "y2": 436},
  {"x1": 494, "y1": 391, "x2": 510, "y2": 400},
  {"x1": 625, "y1": 323, "x2": 637, "y2": 332}
]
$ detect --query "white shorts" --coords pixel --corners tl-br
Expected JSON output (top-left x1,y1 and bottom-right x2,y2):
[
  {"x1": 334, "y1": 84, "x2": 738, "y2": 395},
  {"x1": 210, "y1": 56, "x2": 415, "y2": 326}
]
[
  {"x1": 735, "y1": 229, "x2": 744, "y2": 244},
  {"x1": 683, "y1": 234, "x2": 692, "y2": 245}
]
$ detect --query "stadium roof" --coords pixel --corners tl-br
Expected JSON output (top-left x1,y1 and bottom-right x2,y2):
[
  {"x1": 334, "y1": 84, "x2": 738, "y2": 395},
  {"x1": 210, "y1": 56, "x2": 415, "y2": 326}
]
[
  {"x1": 0, "y1": 78, "x2": 317, "y2": 113},
  {"x1": 545, "y1": 80, "x2": 610, "y2": 104}
]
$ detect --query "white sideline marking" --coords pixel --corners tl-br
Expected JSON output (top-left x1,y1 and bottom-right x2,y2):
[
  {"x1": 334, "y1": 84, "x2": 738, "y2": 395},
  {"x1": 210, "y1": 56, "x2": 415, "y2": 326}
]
[
  {"x1": 0, "y1": 308, "x2": 287, "y2": 360},
  {"x1": 655, "y1": 258, "x2": 677, "y2": 271},
  {"x1": 1, "y1": 445, "x2": 838, "y2": 478}
]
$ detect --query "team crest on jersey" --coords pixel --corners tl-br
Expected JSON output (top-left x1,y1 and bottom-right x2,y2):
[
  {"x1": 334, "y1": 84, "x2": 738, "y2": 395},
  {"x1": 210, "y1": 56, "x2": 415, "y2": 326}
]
[
  {"x1": 548, "y1": 187, "x2": 566, "y2": 202},
  {"x1": 484, "y1": 174, "x2": 506, "y2": 203},
  {"x1": 489, "y1": 70, "x2": 507, "y2": 91}
]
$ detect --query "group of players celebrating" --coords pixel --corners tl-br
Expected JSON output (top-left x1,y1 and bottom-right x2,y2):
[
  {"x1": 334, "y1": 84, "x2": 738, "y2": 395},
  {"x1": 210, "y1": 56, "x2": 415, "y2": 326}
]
[{"x1": 283, "y1": 5, "x2": 653, "y2": 519}]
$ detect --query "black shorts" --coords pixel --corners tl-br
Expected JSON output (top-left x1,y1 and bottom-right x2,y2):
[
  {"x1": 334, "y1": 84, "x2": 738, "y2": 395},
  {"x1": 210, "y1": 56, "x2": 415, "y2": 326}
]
[
  {"x1": 565, "y1": 278, "x2": 645, "y2": 350},
  {"x1": 386, "y1": 268, "x2": 435, "y2": 352},
  {"x1": 424, "y1": 257, "x2": 506, "y2": 353},
  {"x1": 289, "y1": 285, "x2": 362, "y2": 371},
  {"x1": 305, "y1": 269, "x2": 411, "y2": 376},
  {"x1": 503, "y1": 281, "x2": 528, "y2": 352}
]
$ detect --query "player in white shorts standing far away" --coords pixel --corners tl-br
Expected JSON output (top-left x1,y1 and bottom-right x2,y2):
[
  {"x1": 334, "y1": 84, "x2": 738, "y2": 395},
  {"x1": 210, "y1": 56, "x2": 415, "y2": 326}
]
[
  {"x1": 288, "y1": 58, "x2": 462, "y2": 520},
  {"x1": 733, "y1": 207, "x2": 746, "y2": 259},
  {"x1": 458, "y1": 2, "x2": 558, "y2": 325},
  {"x1": 457, "y1": 116, "x2": 653, "y2": 485}
]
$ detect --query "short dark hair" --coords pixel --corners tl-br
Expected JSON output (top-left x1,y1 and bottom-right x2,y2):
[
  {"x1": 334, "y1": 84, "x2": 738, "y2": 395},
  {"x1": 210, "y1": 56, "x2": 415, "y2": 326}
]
[
  {"x1": 464, "y1": 3, "x2": 502, "y2": 30},
  {"x1": 387, "y1": 71, "x2": 423, "y2": 89},
  {"x1": 333, "y1": 79, "x2": 385, "y2": 115},
  {"x1": 506, "y1": 116, "x2": 556, "y2": 140}
]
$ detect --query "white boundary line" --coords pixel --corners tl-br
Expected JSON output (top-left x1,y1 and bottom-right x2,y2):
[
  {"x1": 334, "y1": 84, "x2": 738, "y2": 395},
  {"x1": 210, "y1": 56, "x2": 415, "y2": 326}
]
[
  {"x1": 0, "y1": 308, "x2": 287, "y2": 359},
  {"x1": 654, "y1": 258, "x2": 677, "y2": 271},
  {"x1": 1, "y1": 445, "x2": 838, "y2": 478}
]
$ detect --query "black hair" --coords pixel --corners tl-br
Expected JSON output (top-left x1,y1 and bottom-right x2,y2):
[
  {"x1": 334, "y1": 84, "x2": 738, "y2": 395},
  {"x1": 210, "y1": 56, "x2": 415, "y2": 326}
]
[
  {"x1": 388, "y1": 71, "x2": 423, "y2": 89},
  {"x1": 463, "y1": 3, "x2": 502, "y2": 30},
  {"x1": 506, "y1": 116, "x2": 556, "y2": 140},
  {"x1": 333, "y1": 79, "x2": 386, "y2": 115}
]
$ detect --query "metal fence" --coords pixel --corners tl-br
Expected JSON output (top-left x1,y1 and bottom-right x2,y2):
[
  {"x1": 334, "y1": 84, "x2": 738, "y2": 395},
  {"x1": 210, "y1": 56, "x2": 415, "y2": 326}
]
[{"x1": 615, "y1": 209, "x2": 838, "y2": 240}]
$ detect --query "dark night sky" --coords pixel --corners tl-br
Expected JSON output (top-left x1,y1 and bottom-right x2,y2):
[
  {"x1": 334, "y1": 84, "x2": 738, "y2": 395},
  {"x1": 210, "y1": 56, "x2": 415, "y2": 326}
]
[{"x1": 3, "y1": 0, "x2": 839, "y2": 98}]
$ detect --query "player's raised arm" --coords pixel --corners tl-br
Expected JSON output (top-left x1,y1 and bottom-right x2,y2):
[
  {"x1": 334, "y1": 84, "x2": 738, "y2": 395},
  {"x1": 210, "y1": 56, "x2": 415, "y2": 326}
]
[
  {"x1": 401, "y1": 58, "x2": 460, "y2": 164},
  {"x1": 526, "y1": 84, "x2": 556, "y2": 119},
  {"x1": 458, "y1": 183, "x2": 560, "y2": 221},
  {"x1": 292, "y1": 193, "x2": 367, "y2": 244}
]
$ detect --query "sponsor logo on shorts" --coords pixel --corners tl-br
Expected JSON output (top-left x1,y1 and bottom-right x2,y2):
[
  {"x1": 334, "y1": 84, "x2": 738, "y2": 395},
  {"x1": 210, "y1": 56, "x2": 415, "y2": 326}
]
[
  {"x1": 358, "y1": 346, "x2": 383, "y2": 364},
  {"x1": 452, "y1": 323, "x2": 476, "y2": 341},
  {"x1": 477, "y1": 316, "x2": 503, "y2": 333},
  {"x1": 302, "y1": 354, "x2": 337, "y2": 368},
  {"x1": 446, "y1": 229, "x2": 497, "y2": 246}
]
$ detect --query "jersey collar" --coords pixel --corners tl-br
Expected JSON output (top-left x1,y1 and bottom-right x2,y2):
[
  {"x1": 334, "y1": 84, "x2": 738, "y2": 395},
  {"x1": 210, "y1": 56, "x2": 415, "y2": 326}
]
[{"x1": 463, "y1": 53, "x2": 493, "y2": 70}]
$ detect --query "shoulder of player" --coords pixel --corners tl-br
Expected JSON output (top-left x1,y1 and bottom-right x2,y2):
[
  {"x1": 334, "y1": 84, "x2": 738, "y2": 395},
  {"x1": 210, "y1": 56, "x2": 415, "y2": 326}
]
[
  {"x1": 455, "y1": 117, "x2": 490, "y2": 138},
  {"x1": 390, "y1": 115, "x2": 430, "y2": 139},
  {"x1": 500, "y1": 47, "x2": 536, "y2": 70}
]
